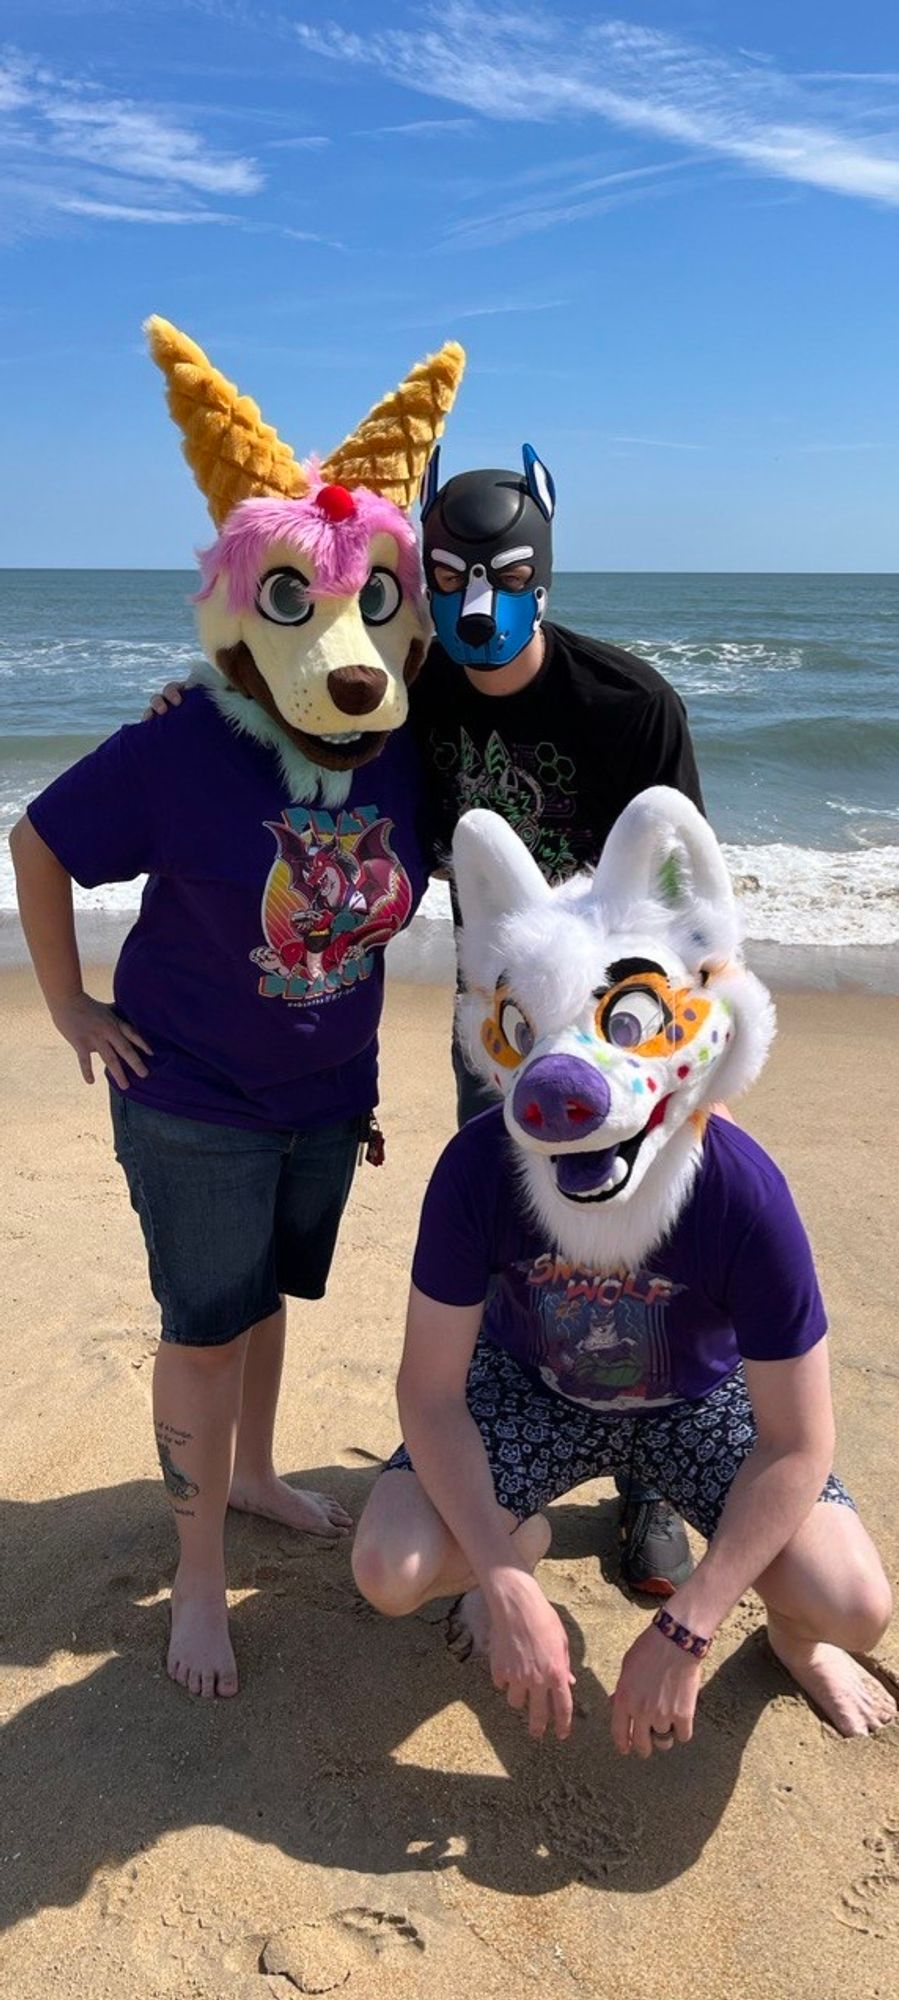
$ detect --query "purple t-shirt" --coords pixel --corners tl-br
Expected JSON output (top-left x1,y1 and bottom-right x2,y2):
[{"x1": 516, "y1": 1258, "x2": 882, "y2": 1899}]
[
  {"x1": 412, "y1": 1109, "x2": 827, "y2": 1409},
  {"x1": 29, "y1": 688, "x2": 431, "y2": 1130}
]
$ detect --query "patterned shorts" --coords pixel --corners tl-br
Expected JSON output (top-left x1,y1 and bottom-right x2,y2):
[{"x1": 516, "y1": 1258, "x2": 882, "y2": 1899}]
[{"x1": 386, "y1": 1340, "x2": 854, "y2": 1541}]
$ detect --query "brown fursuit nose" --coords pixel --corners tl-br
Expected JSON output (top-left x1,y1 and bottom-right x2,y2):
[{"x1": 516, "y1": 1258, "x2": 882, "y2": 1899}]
[{"x1": 326, "y1": 664, "x2": 389, "y2": 716}]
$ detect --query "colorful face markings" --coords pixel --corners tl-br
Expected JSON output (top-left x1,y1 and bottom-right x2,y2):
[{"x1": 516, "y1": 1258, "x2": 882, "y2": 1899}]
[
  {"x1": 480, "y1": 971, "x2": 725, "y2": 1098},
  {"x1": 594, "y1": 971, "x2": 713, "y2": 1062},
  {"x1": 481, "y1": 983, "x2": 534, "y2": 1071}
]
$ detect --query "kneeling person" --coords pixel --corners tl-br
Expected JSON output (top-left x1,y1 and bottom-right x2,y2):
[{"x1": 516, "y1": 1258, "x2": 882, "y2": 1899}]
[{"x1": 353, "y1": 791, "x2": 894, "y2": 1748}]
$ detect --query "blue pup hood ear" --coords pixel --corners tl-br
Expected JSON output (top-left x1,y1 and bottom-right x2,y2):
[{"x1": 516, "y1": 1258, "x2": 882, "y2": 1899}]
[
  {"x1": 420, "y1": 445, "x2": 441, "y2": 520},
  {"x1": 522, "y1": 442, "x2": 555, "y2": 521}
]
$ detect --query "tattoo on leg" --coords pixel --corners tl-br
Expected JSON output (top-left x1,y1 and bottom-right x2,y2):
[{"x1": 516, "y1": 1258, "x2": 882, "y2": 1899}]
[{"x1": 155, "y1": 1420, "x2": 199, "y2": 1504}]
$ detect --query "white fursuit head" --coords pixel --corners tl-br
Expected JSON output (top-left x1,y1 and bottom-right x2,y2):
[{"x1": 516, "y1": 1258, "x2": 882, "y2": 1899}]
[{"x1": 453, "y1": 787, "x2": 776, "y2": 1270}]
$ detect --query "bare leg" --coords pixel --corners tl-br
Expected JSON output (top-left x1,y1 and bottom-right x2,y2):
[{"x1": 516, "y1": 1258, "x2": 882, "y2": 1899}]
[
  {"x1": 757, "y1": 1500, "x2": 895, "y2": 1737},
  {"x1": 153, "y1": 1334, "x2": 249, "y2": 1699},
  {"x1": 228, "y1": 1301, "x2": 352, "y2": 1537},
  {"x1": 352, "y1": 1466, "x2": 550, "y2": 1654}
]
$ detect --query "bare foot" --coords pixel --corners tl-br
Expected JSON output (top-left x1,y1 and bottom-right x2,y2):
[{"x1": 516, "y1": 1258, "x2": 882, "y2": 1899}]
[
  {"x1": 447, "y1": 1586, "x2": 492, "y2": 1662},
  {"x1": 446, "y1": 1512, "x2": 552, "y2": 1663},
  {"x1": 229, "y1": 1472, "x2": 352, "y2": 1538},
  {"x1": 768, "y1": 1622, "x2": 897, "y2": 1737},
  {"x1": 168, "y1": 1575, "x2": 238, "y2": 1699}
]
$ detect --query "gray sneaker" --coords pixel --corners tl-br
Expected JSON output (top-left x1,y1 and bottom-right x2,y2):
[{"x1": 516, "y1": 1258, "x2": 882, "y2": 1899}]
[{"x1": 618, "y1": 1498, "x2": 694, "y2": 1597}]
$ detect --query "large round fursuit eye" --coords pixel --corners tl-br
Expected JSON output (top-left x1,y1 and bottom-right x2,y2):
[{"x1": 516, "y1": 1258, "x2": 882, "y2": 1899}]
[
  {"x1": 359, "y1": 567, "x2": 402, "y2": 626},
  {"x1": 499, "y1": 997, "x2": 535, "y2": 1058},
  {"x1": 256, "y1": 567, "x2": 313, "y2": 625},
  {"x1": 603, "y1": 986, "x2": 668, "y2": 1048}
]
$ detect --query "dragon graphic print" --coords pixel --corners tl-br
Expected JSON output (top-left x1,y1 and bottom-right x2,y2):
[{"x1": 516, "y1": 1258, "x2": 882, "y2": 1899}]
[{"x1": 251, "y1": 803, "x2": 413, "y2": 1002}]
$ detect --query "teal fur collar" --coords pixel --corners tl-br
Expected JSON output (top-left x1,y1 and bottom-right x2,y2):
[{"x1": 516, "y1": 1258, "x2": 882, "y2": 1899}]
[{"x1": 190, "y1": 663, "x2": 353, "y2": 807}]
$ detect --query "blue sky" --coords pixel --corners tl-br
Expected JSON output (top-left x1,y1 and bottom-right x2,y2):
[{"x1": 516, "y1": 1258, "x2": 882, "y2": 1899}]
[{"x1": 1, "y1": 0, "x2": 897, "y2": 569}]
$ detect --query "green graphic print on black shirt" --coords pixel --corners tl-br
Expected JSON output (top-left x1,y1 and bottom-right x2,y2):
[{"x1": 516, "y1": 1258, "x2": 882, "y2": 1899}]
[{"x1": 408, "y1": 621, "x2": 704, "y2": 892}]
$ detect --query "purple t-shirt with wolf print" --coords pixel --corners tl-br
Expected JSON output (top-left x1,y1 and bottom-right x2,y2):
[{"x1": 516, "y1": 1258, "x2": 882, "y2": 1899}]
[
  {"x1": 412, "y1": 1109, "x2": 827, "y2": 1410},
  {"x1": 29, "y1": 686, "x2": 431, "y2": 1130}
]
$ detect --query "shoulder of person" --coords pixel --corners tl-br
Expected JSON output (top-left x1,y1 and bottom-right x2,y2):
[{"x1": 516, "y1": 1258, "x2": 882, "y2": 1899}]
[
  {"x1": 428, "y1": 1103, "x2": 508, "y2": 1197},
  {"x1": 122, "y1": 680, "x2": 222, "y2": 753},
  {"x1": 698, "y1": 1113, "x2": 792, "y2": 1226},
  {"x1": 547, "y1": 624, "x2": 681, "y2": 704},
  {"x1": 132, "y1": 682, "x2": 278, "y2": 790}
]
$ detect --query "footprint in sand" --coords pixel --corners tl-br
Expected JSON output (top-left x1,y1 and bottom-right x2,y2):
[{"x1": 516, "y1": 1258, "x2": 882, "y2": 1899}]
[
  {"x1": 305, "y1": 1755, "x2": 379, "y2": 1841},
  {"x1": 834, "y1": 1822, "x2": 899, "y2": 1939},
  {"x1": 336, "y1": 1906, "x2": 426, "y2": 1955},
  {"x1": 261, "y1": 1923, "x2": 354, "y2": 1992}
]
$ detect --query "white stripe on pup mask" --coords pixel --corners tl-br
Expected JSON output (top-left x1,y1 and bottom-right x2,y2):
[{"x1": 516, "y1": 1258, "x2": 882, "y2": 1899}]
[{"x1": 461, "y1": 566, "x2": 494, "y2": 619}]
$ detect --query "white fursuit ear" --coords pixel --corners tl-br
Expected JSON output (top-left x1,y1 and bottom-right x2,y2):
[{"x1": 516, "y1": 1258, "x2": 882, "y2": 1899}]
[
  {"x1": 593, "y1": 785, "x2": 740, "y2": 972},
  {"x1": 452, "y1": 809, "x2": 550, "y2": 932},
  {"x1": 453, "y1": 808, "x2": 552, "y2": 1002}
]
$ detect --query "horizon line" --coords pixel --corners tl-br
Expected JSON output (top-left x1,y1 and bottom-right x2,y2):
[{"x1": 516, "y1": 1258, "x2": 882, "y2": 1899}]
[{"x1": 1, "y1": 566, "x2": 897, "y2": 580}]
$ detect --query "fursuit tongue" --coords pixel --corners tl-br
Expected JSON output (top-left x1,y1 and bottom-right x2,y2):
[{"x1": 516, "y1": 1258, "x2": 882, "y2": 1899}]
[{"x1": 554, "y1": 1147, "x2": 620, "y2": 1197}]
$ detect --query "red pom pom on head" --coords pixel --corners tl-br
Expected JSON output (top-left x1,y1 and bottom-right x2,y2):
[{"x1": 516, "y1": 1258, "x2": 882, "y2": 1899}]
[{"x1": 315, "y1": 483, "x2": 357, "y2": 523}]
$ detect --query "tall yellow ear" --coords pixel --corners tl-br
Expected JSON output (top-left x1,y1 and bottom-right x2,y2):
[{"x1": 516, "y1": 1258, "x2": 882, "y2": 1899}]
[
  {"x1": 321, "y1": 340, "x2": 466, "y2": 510},
  {"x1": 145, "y1": 316, "x2": 307, "y2": 529}
]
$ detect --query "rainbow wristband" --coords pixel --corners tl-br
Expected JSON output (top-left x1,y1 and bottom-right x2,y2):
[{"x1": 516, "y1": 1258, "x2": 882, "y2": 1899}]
[{"x1": 652, "y1": 1607, "x2": 712, "y2": 1662}]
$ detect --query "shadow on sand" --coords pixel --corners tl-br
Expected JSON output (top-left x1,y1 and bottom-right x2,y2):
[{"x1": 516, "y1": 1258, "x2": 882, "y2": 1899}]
[{"x1": 0, "y1": 1465, "x2": 783, "y2": 1929}]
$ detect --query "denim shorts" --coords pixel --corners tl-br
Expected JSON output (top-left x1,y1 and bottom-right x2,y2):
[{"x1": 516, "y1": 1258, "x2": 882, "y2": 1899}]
[
  {"x1": 386, "y1": 1340, "x2": 854, "y2": 1541},
  {"x1": 110, "y1": 1089, "x2": 364, "y2": 1347}
]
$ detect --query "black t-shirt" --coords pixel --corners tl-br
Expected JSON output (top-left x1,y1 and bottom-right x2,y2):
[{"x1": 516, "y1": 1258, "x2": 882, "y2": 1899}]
[{"x1": 409, "y1": 621, "x2": 704, "y2": 887}]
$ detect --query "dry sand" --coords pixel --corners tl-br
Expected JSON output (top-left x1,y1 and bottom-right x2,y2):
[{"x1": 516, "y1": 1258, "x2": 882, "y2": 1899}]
[{"x1": 1, "y1": 969, "x2": 897, "y2": 2000}]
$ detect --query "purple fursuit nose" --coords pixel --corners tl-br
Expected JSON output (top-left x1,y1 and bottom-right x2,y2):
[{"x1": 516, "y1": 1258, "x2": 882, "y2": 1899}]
[{"x1": 511, "y1": 1054, "x2": 611, "y2": 1143}]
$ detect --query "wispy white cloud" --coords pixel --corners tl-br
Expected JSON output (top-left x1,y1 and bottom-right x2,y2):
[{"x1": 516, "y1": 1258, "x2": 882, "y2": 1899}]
[
  {"x1": 445, "y1": 158, "x2": 694, "y2": 245},
  {"x1": 453, "y1": 298, "x2": 570, "y2": 320},
  {"x1": 277, "y1": 225, "x2": 344, "y2": 246},
  {"x1": 0, "y1": 60, "x2": 31, "y2": 113},
  {"x1": 44, "y1": 99, "x2": 261, "y2": 194},
  {"x1": 268, "y1": 133, "x2": 332, "y2": 150},
  {"x1": 57, "y1": 197, "x2": 237, "y2": 224},
  {"x1": 296, "y1": 7, "x2": 899, "y2": 211},
  {"x1": 799, "y1": 72, "x2": 899, "y2": 85},
  {"x1": 358, "y1": 115, "x2": 475, "y2": 137},
  {"x1": 0, "y1": 47, "x2": 263, "y2": 237}
]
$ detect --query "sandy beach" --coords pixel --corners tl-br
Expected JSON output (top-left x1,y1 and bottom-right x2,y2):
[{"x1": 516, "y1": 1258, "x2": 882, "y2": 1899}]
[{"x1": 1, "y1": 967, "x2": 897, "y2": 2000}]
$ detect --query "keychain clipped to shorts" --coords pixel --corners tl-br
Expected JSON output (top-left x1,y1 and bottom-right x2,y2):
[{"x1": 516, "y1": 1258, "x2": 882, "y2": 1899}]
[{"x1": 359, "y1": 1111, "x2": 386, "y2": 1168}]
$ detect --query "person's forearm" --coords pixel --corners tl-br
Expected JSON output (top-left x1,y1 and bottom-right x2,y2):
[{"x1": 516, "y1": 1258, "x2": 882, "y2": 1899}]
[
  {"x1": 398, "y1": 1386, "x2": 532, "y2": 1589},
  {"x1": 10, "y1": 816, "x2": 84, "y2": 1014},
  {"x1": 663, "y1": 1437, "x2": 833, "y2": 1639}
]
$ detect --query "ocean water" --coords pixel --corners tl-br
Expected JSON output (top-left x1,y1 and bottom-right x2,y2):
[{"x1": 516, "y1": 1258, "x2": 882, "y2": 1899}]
[{"x1": 1, "y1": 569, "x2": 897, "y2": 982}]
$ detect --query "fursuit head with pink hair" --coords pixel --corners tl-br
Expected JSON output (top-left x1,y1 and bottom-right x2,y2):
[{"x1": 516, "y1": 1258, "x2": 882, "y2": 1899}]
[{"x1": 146, "y1": 317, "x2": 466, "y2": 803}]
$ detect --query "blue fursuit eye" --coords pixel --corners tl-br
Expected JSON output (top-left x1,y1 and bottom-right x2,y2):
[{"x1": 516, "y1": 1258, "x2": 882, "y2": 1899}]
[
  {"x1": 360, "y1": 567, "x2": 402, "y2": 626},
  {"x1": 605, "y1": 989, "x2": 666, "y2": 1047},
  {"x1": 256, "y1": 568, "x2": 313, "y2": 625},
  {"x1": 609, "y1": 1012, "x2": 642, "y2": 1048},
  {"x1": 499, "y1": 997, "x2": 535, "y2": 1057}
]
